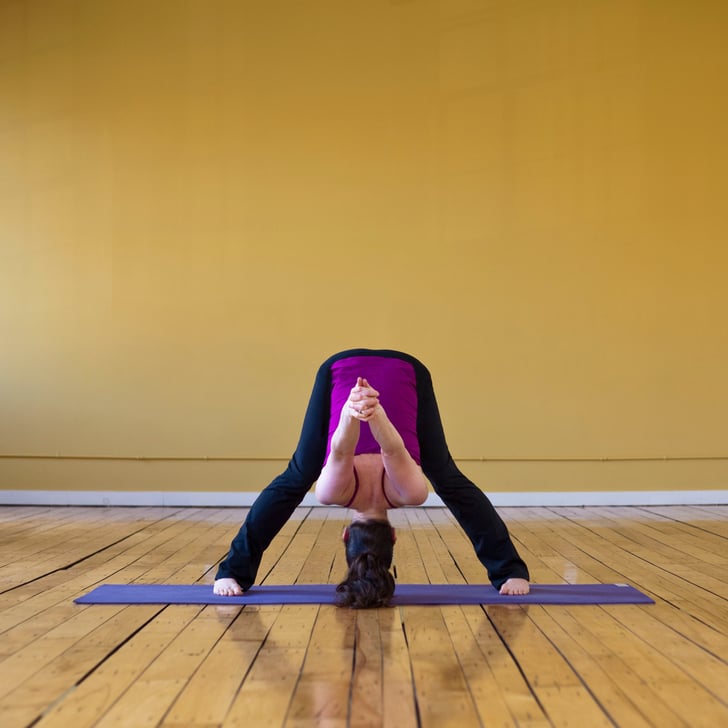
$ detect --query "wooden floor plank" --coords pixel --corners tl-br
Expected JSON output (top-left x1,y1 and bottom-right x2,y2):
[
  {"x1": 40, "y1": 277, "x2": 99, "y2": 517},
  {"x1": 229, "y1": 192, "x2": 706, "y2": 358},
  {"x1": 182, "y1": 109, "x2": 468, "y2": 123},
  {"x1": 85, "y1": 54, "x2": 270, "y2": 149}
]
[
  {"x1": 396, "y1": 511, "x2": 484, "y2": 728},
  {"x1": 1, "y1": 505, "x2": 727, "y2": 728},
  {"x1": 347, "y1": 609, "x2": 385, "y2": 728},
  {"x1": 90, "y1": 607, "x2": 232, "y2": 728},
  {"x1": 2, "y1": 509, "x2": 242, "y2": 728},
  {"x1": 544, "y1": 507, "x2": 728, "y2": 631},
  {"x1": 31, "y1": 605, "x2": 193, "y2": 728},
  {"x1": 486, "y1": 604, "x2": 614, "y2": 727},
  {"x1": 160, "y1": 605, "x2": 279, "y2": 727},
  {"x1": 0, "y1": 507, "x2": 185, "y2": 587},
  {"x1": 444, "y1": 605, "x2": 548, "y2": 727},
  {"x1": 222, "y1": 605, "x2": 319, "y2": 728},
  {"x1": 528, "y1": 605, "x2": 685, "y2": 727},
  {"x1": 603, "y1": 604, "x2": 728, "y2": 704},
  {"x1": 401, "y1": 605, "x2": 483, "y2": 728},
  {"x1": 286, "y1": 606, "x2": 356, "y2": 727},
  {"x1": 372, "y1": 608, "x2": 419, "y2": 728}
]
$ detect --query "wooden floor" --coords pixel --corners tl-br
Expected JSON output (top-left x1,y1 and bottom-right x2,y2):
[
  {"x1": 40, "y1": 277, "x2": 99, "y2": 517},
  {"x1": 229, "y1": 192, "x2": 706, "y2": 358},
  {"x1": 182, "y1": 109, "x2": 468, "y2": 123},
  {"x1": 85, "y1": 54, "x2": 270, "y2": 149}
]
[{"x1": 0, "y1": 505, "x2": 727, "y2": 728}]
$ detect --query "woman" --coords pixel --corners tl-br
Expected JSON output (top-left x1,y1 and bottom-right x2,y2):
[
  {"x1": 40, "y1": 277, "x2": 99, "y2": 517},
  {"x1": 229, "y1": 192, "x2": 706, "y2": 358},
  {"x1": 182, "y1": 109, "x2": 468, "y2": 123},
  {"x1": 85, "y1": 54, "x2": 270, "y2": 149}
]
[{"x1": 214, "y1": 349, "x2": 530, "y2": 601}]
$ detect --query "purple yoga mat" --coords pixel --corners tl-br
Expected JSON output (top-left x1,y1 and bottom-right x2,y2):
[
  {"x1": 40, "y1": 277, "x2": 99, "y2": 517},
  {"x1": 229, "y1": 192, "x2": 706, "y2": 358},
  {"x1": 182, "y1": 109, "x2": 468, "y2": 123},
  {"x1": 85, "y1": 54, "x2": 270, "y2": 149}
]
[{"x1": 74, "y1": 583, "x2": 654, "y2": 606}]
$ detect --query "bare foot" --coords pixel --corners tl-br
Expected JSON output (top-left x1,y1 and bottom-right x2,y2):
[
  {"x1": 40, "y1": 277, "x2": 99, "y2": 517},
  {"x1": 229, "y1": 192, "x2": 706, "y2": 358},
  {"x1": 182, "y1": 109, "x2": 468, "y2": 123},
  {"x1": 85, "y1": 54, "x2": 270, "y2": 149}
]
[
  {"x1": 499, "y1": 578, "x2": 530, "y2": 596},
  {"x1": 214, "y1": 578, "x2": 244, "y2": 596}
]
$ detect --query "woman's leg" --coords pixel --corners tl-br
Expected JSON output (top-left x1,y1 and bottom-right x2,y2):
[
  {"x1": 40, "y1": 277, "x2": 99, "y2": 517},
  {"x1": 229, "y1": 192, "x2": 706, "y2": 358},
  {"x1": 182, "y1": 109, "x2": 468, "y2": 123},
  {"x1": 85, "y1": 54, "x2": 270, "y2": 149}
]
[
  {"x1": 409, "y1": 358, "x2": 530, "y2": 589},
  {"x1": 215, "y1": 349, "x2": 381, "y2": 590},
  {"x1": 215, "y1": 357, "x2": 334, "y2": 589}
]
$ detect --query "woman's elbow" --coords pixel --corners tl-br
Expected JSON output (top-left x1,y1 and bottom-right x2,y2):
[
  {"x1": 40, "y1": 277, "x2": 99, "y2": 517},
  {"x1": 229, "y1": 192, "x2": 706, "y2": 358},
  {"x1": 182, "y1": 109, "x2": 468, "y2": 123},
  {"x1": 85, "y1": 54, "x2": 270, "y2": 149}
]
[
  {"x1": 314, "y1": 483, "x2": 333, "y2": 505},
  {"x1": 402, "y1": 479, "x2": 429, "y2": 506},
  {"x1": 413, "y1": 486, "x2": 429, "y2": 506}
]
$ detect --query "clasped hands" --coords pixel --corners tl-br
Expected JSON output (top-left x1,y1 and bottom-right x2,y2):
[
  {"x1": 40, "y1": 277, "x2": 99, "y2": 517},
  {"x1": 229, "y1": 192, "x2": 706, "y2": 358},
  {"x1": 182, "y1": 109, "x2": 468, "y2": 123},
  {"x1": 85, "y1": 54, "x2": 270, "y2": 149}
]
[{"x1": 348, "y1": 377, "x2": 381, "y2": 422}]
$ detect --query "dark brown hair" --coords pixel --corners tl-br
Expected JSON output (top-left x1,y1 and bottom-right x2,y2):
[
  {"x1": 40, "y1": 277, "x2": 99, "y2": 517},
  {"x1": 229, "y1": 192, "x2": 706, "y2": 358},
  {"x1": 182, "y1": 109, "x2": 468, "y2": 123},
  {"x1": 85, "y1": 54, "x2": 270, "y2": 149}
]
[{"x1": 335, "y1": 519, "x2": 395, "y2": 609}]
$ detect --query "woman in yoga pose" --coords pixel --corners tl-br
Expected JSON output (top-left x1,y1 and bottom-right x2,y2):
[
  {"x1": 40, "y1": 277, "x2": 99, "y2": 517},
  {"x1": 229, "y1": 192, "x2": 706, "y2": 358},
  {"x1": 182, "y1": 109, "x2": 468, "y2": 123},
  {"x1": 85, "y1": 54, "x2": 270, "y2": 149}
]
[{"x1": 214, "y1": 349, "x2": 530, "y2": 603}]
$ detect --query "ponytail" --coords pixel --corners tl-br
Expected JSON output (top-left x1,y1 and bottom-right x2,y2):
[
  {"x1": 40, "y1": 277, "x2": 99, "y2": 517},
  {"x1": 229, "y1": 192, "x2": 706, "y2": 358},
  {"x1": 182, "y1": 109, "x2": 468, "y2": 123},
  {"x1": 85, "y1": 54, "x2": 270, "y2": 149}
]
[{"x1": 335, "y1": 520, "x2": 396, "y2": 609}]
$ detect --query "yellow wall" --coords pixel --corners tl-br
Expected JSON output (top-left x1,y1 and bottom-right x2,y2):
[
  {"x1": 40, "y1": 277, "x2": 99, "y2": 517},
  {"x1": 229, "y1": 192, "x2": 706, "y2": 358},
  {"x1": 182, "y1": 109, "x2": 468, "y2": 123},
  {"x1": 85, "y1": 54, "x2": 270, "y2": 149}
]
[{"x1": 1, "y1": 0, "x2": 727, "y2": 495}]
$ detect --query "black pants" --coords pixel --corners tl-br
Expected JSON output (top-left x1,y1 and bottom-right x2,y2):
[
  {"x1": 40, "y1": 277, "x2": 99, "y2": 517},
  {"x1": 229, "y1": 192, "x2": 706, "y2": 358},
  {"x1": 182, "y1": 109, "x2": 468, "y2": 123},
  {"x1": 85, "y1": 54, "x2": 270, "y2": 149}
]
[{"x1": 216, "y1": 349, "x2": 529, "y2": 589}]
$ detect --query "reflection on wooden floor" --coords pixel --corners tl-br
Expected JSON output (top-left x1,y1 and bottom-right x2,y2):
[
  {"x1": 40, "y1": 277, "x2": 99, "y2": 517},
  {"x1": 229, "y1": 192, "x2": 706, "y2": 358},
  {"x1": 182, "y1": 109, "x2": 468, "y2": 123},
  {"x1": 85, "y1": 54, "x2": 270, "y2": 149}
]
[{"x1": 1, "y1": 504, "x2": 727, "y2": 727}]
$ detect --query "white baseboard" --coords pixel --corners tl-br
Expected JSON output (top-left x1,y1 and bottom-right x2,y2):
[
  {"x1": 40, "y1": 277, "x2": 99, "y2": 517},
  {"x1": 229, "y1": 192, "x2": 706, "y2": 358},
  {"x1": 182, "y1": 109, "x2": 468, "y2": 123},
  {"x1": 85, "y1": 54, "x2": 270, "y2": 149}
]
[{"x1": 0, "y1": 490, "x2": 726, "y2": 507}]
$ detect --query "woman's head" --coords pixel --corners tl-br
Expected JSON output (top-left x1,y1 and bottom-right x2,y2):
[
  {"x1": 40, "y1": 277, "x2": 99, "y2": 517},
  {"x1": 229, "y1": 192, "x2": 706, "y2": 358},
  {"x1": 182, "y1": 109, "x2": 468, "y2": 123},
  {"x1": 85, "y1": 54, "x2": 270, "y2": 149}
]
[{"x1": 335, "y1": 519, "x2": 396, "y2": 608}]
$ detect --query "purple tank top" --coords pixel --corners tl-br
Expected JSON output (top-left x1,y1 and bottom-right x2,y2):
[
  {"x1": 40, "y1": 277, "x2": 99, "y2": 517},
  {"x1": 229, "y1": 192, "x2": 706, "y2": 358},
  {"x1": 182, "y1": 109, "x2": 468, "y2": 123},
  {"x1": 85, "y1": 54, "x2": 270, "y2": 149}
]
[{"x1": 326, "y1": 356, "x2": 420, "y2": 465}]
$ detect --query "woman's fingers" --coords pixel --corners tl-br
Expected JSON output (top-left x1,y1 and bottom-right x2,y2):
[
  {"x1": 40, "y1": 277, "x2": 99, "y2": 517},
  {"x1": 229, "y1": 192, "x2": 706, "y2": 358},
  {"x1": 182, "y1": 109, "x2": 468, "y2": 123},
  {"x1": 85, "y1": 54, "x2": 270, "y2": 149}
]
[
  {"x1": 348, "y1": 378, "x2": 380, "y2": 420},
  {"x1": 351, "y1": 378, "x2": 379, "y2": 396},
  {"x1": 349, "y1": 400, "x2": 379, "y2": 420},
  {"x1": 350, "y1": 395, "x2": 378, "y2": 411}
]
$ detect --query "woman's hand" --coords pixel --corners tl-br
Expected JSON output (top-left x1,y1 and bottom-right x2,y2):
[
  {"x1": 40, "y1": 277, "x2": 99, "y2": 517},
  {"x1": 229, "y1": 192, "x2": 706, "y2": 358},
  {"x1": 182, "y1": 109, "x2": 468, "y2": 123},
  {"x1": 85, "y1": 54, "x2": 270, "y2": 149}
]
[{"x1": 348, "y1": 377, "x2": 380, "y2": 421}]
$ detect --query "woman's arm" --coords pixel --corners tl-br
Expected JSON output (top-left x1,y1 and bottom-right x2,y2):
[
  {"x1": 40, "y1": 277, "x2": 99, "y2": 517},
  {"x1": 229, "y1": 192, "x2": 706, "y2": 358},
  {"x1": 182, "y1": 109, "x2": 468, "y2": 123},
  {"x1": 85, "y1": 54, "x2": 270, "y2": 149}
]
[
  {"x1": 314, "y1": 384, "x2": 366, "y2": 505},
  {"x1": 360, "y1": 385, "x2": 428, "y2": 507}
]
